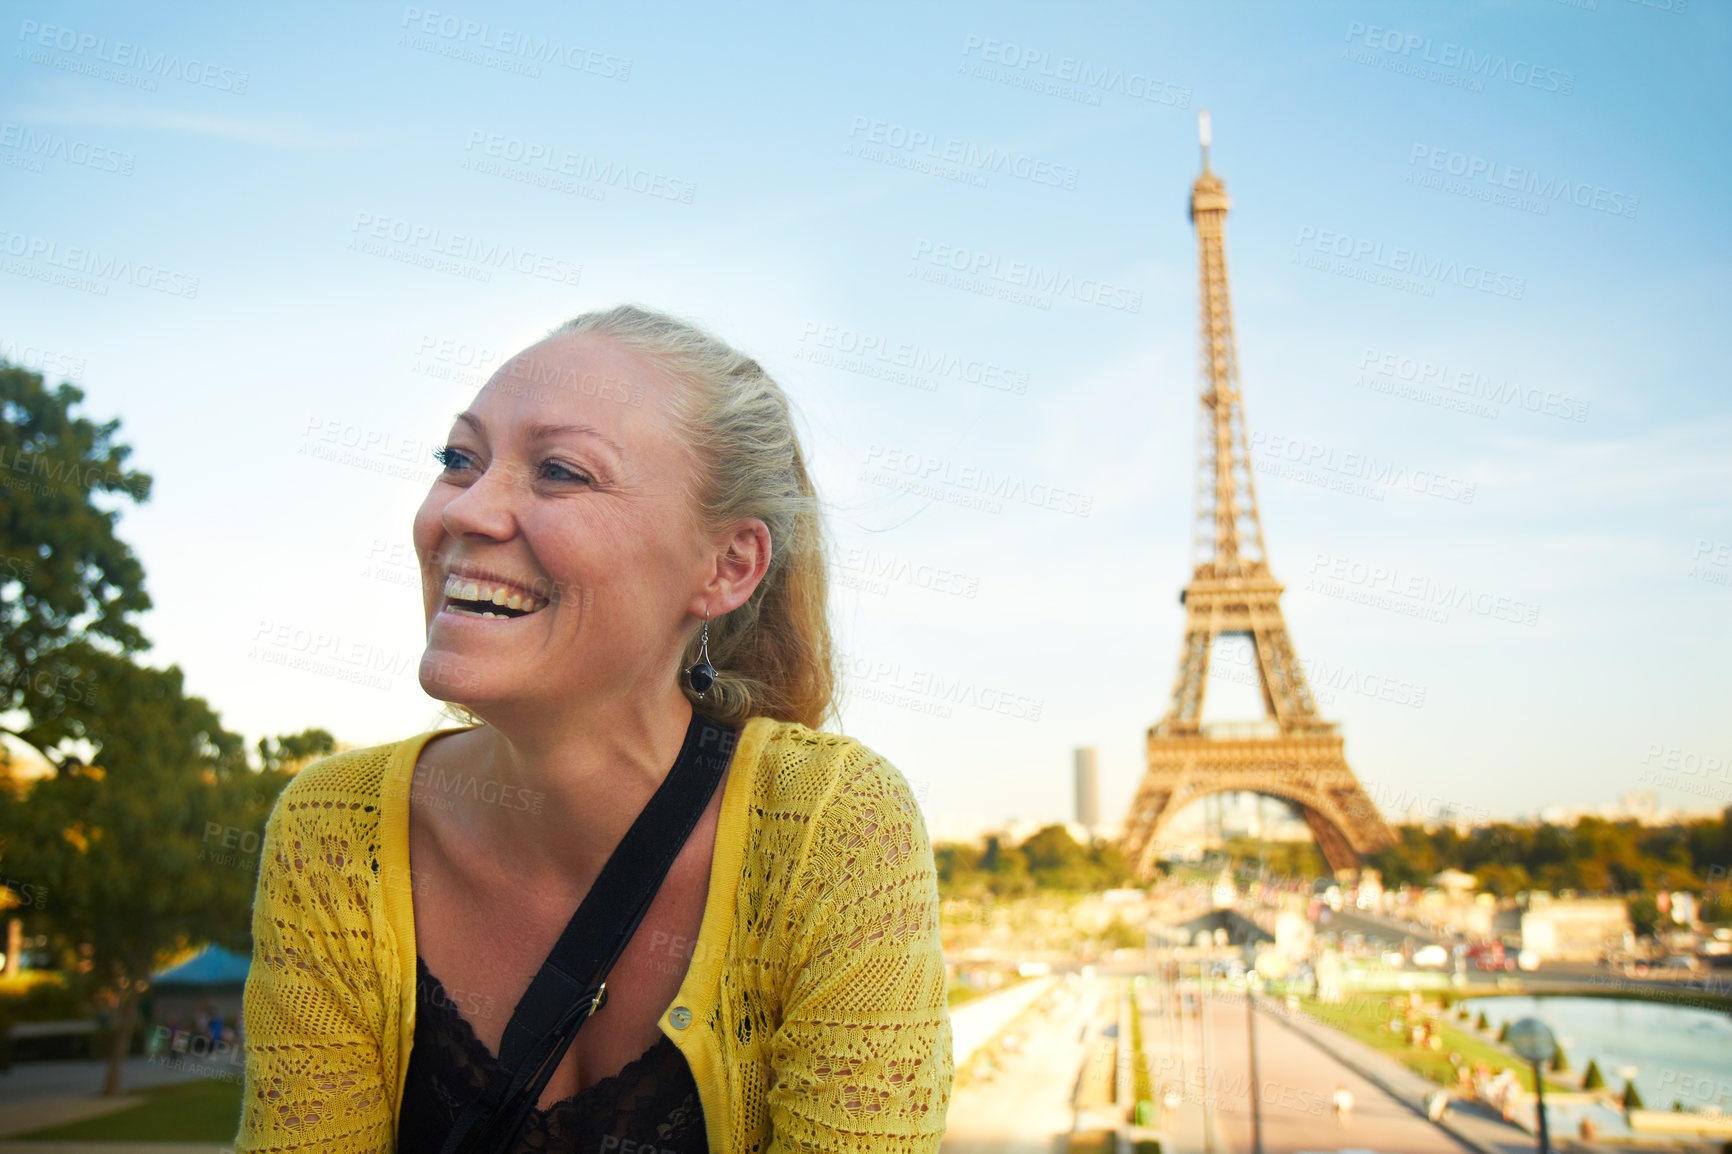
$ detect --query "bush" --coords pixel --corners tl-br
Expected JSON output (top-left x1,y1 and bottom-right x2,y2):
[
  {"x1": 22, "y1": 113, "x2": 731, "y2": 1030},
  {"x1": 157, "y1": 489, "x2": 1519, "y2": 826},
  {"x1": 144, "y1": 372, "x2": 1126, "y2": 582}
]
[
  {"x1": 1551, "y1": 1048, "x2": 1570, "y2": 1073},
  {"x1": 1583, "y1": 1059, "x2": 1606, "y2": 1090},
  {"x1": 1623, "y1": 1079, "x2": 1645, "y2": 1111},
  {"x1": 1476, "y1": 1011, "x2": 1490, "y2": 1031},
  {"x1": 1496, "y1": 1021, "x2": 1510, "y2": 1043}
]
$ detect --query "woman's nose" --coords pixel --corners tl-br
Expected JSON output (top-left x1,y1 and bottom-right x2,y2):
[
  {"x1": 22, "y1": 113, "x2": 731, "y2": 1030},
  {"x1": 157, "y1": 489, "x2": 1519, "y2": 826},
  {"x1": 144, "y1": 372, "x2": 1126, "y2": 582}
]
[{"x1": 440, "y1": 459, "x2": 523, "y2": 540}]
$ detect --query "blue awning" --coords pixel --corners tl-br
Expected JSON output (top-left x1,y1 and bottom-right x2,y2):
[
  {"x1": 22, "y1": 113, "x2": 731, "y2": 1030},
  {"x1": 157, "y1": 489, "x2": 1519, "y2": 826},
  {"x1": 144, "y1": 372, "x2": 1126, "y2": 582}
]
[{"x1": 151, "y1": 944, "x2": 251, "y2": 987}]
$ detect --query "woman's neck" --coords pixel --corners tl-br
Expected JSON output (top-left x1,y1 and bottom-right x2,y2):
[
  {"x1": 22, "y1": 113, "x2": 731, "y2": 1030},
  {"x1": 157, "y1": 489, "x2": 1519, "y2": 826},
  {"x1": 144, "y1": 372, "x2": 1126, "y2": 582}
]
[{"x1": 421, "y1": 684, "x2": 701, "y2": 885}]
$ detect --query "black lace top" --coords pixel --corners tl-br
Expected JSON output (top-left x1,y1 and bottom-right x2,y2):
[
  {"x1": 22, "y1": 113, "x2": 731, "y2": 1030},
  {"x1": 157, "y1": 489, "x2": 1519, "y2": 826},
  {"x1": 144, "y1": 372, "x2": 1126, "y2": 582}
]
[{"x1": 397, "y1": 954, "x2": 708, "y2": 1152}]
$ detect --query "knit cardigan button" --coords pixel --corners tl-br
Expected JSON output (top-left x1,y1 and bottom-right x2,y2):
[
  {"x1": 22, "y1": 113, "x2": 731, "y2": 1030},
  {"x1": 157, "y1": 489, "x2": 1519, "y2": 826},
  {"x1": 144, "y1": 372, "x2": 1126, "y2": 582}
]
[{"x1": 668, "y1": 1006, "x2": 692, "y2": 1029}]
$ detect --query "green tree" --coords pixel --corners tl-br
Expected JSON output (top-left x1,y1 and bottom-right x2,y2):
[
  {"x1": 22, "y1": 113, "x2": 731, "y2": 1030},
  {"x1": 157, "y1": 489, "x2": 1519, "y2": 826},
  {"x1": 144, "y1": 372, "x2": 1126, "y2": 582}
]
[
  {"x1": 935, "y1": 842, "x2": 986, "y2": 897},
  {"x1": 0, "y1": 651, "x2": 304, "y2": 1095},
  {"x1": 1021, "y1": 825, "x2": 1092, "y2": 890},
  {"x1": 0, "y1": 364, "x2": 152, "y2": 758},
  {"x1": 981, "y1": 836, "x2": 1034, "y2": 898},
  {"x1": 1582, "y1": 1059, "x2": 1606, "y2": 1090},
  {"x1": 1628, "y1": 895, "x2": 1659, "y2": 937},
  {"x1": 1623, "y1": 1078, "x2": 1645, "y2": 1111}
]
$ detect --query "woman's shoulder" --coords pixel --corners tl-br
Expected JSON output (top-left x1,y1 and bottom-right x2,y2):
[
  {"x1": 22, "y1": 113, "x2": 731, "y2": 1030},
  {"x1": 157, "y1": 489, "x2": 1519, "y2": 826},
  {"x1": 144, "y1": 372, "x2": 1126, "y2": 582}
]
[
  {"x1": 746, "y1": 717, "x2": 931, "y2": 847},
  {"x1": 266, "y1": 732, "x2": 436, "y2": 829}
]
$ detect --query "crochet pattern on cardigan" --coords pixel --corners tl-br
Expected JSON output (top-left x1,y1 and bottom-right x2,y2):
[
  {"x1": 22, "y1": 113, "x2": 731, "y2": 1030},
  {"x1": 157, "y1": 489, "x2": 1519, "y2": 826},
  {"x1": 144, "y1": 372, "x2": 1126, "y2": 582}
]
[{"x1": 234, "y1": 715, "x2": 954, "y2": 1152}]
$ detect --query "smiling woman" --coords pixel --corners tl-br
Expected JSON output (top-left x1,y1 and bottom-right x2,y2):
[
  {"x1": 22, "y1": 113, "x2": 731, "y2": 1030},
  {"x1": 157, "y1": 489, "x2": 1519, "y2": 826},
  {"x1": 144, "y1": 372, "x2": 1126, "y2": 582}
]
[{"x1": 234, "y1": 306, "x2": 954, "y2": 1153}]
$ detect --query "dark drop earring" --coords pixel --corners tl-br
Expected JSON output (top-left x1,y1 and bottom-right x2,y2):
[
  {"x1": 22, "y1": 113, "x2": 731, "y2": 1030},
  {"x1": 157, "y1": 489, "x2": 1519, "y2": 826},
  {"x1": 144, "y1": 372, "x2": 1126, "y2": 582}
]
[{"x1": 685, "y1": 611, "x2": 716, "y2": 697}]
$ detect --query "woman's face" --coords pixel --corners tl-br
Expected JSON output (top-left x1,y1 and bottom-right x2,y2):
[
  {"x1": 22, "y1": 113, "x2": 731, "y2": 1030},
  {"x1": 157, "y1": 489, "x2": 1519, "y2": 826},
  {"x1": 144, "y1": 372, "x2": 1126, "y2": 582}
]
[{"x1": 412, "y1": 332, "x2": 713, "y2": 717}]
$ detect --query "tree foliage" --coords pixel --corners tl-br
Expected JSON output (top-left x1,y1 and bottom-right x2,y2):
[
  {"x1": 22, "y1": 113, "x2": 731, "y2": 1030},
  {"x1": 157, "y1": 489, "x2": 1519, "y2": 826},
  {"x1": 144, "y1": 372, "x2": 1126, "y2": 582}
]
[
  {"x1": 0, "y1": 651, "x2": 299, "y2": 1092},
  {"x1": 0, "y1": 362, "x2": 332, "y2": 1095},
  {"x1": 1, "y1": 363, "x2": 153, "y2": 759},
  {"x1": 1369, "y1": 811, "x2": 1732, "y2": 898},
  {"x1": 937, "y1": 825, "x2": 1133, "y2": 897}
]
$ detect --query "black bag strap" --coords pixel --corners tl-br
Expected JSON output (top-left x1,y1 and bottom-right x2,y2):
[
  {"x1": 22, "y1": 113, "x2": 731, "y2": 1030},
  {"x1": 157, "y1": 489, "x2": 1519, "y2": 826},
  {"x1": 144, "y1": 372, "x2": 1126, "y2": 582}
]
[{"x1": 437, "y1": 709, "x2": 738, "y2": 1154}]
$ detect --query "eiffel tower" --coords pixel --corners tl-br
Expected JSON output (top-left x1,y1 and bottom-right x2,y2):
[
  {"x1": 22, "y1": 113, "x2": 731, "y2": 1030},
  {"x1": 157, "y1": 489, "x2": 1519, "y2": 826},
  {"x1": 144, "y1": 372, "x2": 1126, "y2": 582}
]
[{"x1": 1119, "y1": 113, "x2": 1396, "y2": 880}]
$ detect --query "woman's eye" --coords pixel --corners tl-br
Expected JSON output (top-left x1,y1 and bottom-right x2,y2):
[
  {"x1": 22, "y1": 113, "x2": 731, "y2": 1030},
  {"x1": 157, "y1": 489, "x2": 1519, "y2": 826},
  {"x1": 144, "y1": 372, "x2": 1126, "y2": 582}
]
[
  {"x1": 432, "y1": 445, "x2": 473, "y2": 471},
  {"x1": 542, "y1": 460, "x2": 593, "y2": 485}
]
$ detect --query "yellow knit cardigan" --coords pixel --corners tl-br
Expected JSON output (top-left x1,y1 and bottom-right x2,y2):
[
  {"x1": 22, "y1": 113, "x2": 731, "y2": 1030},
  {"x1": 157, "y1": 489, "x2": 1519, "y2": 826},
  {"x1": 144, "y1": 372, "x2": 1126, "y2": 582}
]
[{"x1": 234, "y1": 715, "x2": 953, "y2": 1152}]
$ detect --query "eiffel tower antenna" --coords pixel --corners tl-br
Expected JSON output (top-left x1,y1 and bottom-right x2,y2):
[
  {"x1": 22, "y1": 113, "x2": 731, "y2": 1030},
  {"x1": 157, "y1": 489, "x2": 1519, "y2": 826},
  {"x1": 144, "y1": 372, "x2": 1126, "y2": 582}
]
[{"x1": 1118, "y1": 117, "x2": 1395, "y2": 879}]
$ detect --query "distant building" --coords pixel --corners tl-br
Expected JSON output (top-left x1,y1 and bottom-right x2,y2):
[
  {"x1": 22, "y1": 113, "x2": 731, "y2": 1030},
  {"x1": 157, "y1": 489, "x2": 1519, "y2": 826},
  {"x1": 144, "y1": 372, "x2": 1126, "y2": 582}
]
[
  {"x1": 1074, "y1": 747, "x2": 1100, "y2": 833},
  {"x1": 1520, "y1": 894, "x2": 1632, "y2": 962}
]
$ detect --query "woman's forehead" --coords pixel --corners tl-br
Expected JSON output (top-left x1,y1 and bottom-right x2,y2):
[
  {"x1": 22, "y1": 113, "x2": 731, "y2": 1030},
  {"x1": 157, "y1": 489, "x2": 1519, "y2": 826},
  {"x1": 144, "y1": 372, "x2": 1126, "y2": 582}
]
[{"x1": 472, "y1": 332, "x2": 680, "y2": 441}]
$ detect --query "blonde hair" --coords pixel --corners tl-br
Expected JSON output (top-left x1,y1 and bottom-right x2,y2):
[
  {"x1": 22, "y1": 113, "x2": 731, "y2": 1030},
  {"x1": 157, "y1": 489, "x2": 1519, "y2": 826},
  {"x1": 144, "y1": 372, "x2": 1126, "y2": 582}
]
[{"x1": 536, "y1": 304, "x2": 836, "y2": 729}]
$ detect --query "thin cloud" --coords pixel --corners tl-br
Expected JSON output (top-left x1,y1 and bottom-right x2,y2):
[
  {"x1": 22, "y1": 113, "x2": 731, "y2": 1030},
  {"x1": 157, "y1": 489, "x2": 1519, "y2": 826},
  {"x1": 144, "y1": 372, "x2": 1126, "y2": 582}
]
[{"x1": 6, "y1": 103, "x2": 371, "y2": 149}]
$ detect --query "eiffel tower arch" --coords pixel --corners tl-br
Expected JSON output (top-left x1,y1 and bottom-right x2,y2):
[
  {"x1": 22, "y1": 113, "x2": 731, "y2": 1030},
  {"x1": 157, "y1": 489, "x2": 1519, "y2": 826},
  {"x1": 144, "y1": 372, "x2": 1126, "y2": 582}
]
[{"x1": 1119, "y1": 113, "x2": 1396, "y2": 880}]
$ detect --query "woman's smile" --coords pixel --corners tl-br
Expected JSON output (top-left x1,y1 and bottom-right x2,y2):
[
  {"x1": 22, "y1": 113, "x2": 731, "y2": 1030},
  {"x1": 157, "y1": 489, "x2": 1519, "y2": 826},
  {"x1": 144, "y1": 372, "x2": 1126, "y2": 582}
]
[{"x1": 436, "y1": 571, "x2": 551, "y2": 620}]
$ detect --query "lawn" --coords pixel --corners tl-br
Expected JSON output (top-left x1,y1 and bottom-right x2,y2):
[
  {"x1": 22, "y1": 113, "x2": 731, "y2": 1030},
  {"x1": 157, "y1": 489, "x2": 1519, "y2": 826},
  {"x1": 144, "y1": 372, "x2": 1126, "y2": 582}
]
[
  {"x1": 1299, "y1": 994, "x2": 1566, "y2": 1094},
  {"x1": 947, "y1": 973, "x2": 1030, "y2": 1008},
  {"x1": 16, "y1": 1075, "x2": 243, "y2": 1142}
]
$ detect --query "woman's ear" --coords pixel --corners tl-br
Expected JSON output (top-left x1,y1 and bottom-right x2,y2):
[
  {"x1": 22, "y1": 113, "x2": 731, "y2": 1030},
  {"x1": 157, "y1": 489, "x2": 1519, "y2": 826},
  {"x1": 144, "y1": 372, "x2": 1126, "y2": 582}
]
[{"x1": 701, "y1": 518, "x2": 771, "y2": 615}]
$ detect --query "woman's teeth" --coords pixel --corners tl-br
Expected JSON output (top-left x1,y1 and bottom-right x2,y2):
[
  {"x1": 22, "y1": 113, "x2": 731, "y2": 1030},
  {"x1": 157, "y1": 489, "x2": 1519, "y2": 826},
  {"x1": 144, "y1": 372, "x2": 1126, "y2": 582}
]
[{"x1": 442, "y1": 574, "x2": 548, "y2": 619}]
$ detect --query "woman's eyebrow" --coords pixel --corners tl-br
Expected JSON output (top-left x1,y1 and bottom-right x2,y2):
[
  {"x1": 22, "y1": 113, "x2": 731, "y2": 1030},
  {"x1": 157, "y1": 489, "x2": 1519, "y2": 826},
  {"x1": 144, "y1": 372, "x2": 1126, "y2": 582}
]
[
  {"x1": 450, "y1": 412, "x2": 627, "y2": 461},
  {"x1": 527, "y1": 422, "x2": 628, "y2": 461}
]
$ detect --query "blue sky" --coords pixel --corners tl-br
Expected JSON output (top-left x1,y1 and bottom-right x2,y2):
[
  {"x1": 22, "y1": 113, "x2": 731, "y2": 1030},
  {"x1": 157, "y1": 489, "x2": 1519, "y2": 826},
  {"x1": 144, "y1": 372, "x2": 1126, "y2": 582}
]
[{"x1": 3, "y1": 1, "x2": 1728, "y2": 834}]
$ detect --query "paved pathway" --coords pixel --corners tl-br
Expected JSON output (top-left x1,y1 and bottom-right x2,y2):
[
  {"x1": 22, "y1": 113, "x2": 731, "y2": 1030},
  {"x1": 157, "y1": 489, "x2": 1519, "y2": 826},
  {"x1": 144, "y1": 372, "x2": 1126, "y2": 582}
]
[
  {"x1": 0, "y1": 1057, "x2": 235, "y2": 1152},
  {"x1": 940, "y1": 973, "x2": 1108, "y2": 1153},
  {"x1": 0, "y1": 1058, "x2": 223, "y2": 1106}
]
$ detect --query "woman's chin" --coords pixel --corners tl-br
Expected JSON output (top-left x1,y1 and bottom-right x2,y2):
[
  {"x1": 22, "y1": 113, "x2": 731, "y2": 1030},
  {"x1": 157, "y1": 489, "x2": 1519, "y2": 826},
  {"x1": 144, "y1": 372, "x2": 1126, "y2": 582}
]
[{"x1": 417, "y1": 649, "x2": 503, "y2": 706}]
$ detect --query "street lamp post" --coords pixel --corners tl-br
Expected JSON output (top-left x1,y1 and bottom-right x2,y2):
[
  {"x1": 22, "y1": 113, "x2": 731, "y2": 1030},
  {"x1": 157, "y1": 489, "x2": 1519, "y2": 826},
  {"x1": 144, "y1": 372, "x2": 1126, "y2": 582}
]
[
  {"x1": 1198, "y1": 955, "x2": 1214, "y2": 1154},
  {"x1": 1244, "y1": 939, "x2": 1263, "y2": 1154},
  {"x1": 1506, "y1": 1017, "x2": 1558, "y2": 1154}
]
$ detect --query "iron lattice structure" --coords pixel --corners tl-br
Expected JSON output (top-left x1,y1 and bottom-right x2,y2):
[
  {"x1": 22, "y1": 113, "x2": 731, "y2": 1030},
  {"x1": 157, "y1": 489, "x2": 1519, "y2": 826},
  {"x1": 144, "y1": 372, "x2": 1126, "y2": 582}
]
[{"x1": 1119, "y1": 119, "x2": 1396, "y2": 879}]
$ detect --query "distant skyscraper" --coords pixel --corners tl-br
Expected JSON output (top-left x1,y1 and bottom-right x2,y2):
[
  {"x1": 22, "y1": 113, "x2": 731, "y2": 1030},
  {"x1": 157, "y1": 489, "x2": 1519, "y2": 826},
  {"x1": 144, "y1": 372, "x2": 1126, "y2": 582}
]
[{"x1": 1074, "y1": 747, "x2": 1100, "y2": 831}]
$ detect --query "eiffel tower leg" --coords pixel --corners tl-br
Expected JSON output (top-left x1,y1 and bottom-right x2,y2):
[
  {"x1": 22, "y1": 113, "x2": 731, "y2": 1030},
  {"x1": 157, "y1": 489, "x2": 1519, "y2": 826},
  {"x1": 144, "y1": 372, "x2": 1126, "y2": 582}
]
[
  {"x1": 1120, "y1": 775, "x2": 1178, "y2": 880},
  {"x1": 1169, "y1": 629, "x2": 1211, "y2": 731},
  {"x1": 1300, "y1": 807, "x2": 1361, "y2": 874},
  {"x1": 1251, "y1": 624, "x2": 1319, "y2": 728}
]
